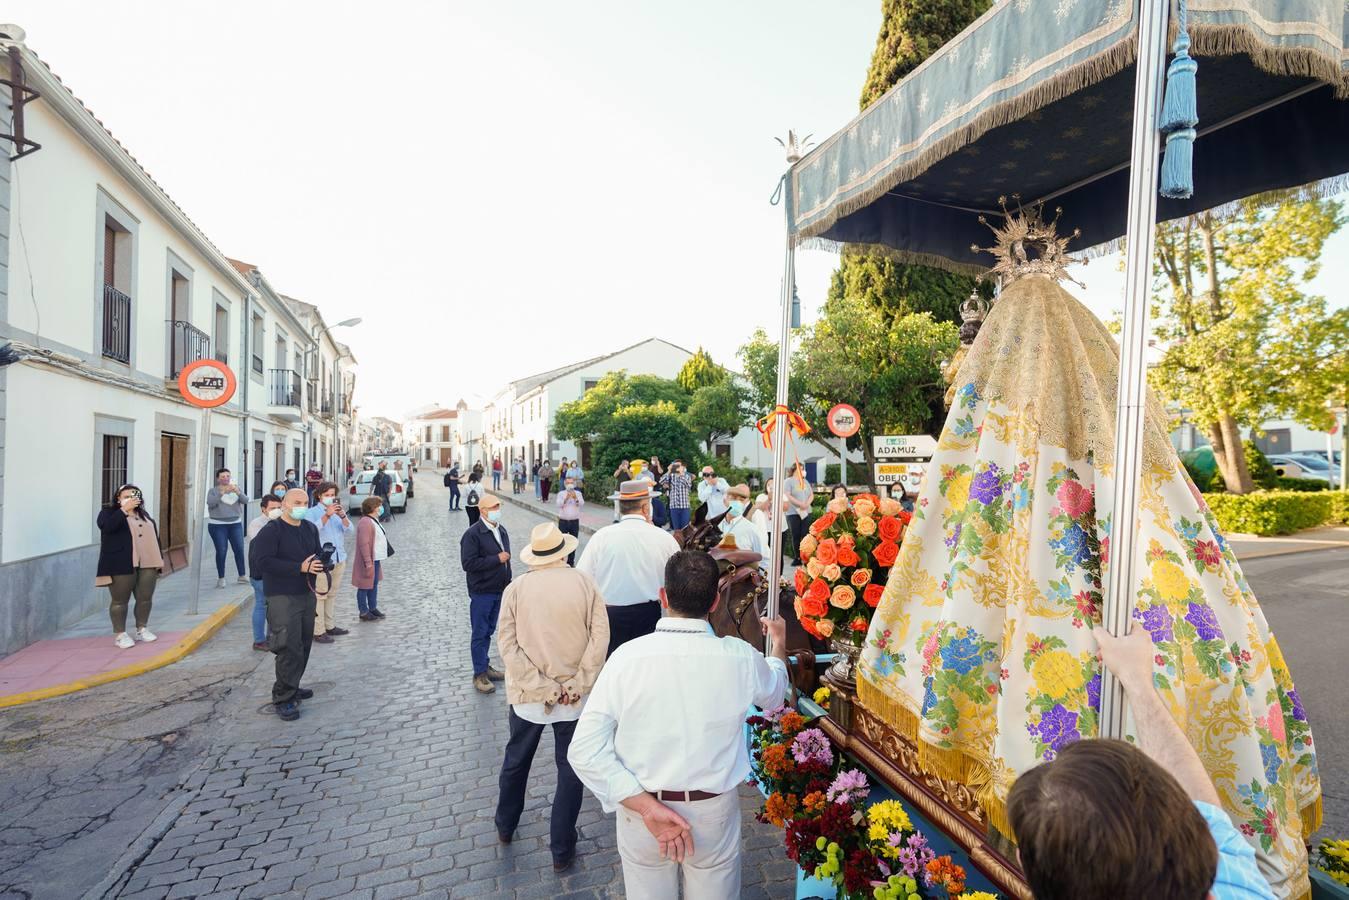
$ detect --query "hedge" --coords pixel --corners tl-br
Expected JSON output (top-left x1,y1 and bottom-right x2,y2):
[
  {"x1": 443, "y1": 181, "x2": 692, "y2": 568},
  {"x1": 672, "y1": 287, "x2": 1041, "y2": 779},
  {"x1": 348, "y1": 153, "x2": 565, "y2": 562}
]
[
  {"x1": 1274, "y1": 477, "x2": 1329, "y2": 492},
  {"x1": 1202, "y1": 491, "x2": 1337, "y2": 536}
]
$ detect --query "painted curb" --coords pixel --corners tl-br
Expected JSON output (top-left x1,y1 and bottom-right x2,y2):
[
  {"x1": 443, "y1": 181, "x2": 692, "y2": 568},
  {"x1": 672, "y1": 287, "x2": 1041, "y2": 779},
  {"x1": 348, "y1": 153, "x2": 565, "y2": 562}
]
[
  {"x1": 0, "y1": 594, "x2": 248, "y2": 709},
  {"x1": 495, "y1": 492, "x2": 602, "y2": 537}
]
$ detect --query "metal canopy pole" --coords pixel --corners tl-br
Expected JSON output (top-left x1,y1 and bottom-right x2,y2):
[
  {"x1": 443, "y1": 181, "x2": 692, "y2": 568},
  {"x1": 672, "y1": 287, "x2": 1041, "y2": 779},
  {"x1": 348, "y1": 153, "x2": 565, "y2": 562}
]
[
  {"x1": 765, "y1": 157, "x2": 800, "y2": 654},
  {"x1": 1099, "y1": 0, "x2": 1173, "y2": 739}
]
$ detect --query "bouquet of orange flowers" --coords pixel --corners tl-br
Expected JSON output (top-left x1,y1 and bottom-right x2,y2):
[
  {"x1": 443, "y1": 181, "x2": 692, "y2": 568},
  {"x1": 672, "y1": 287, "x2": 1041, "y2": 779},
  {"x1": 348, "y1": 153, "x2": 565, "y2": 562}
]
[{"x1": 793, "y1": 493, "x2": 913, "y2": 646}]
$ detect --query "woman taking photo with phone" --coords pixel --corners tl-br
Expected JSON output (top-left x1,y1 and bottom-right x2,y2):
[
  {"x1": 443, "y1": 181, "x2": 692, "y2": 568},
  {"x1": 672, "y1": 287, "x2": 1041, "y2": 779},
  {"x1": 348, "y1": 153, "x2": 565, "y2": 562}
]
[
  {"x1": 95, "y1": 484, "x2": 163, "y2": 650},
  {"x1": 206, "y1": 467, "x2": 249, "y2": 588}
]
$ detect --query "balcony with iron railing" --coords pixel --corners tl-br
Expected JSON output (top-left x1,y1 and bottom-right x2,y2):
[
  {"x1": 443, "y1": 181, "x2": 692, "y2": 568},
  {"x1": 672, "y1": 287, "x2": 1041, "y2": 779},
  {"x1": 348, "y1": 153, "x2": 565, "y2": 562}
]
[
  {"x1": 167, "y1": 320, "x2": 211, "y2": 379},
  {"x1": 268, "y1": 369, "x2": 303, "y2": 421},
  {"x1": 321, "y1": 397, "x2": 333, "y2": 416},
  {"x1": 101, "y1": 285, "x2": 132, "y2": 363}
]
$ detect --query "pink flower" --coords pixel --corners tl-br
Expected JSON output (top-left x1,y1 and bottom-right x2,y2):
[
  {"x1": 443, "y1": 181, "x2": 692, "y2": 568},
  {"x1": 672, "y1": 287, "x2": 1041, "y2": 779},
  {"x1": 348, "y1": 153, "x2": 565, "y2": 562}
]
[
  {"x1": 1056, "y1": 480, "x2": 1094, "y2": 519},
  {"x1": 1266, "y1": 703, "x2": 1286, "y2": 745}
]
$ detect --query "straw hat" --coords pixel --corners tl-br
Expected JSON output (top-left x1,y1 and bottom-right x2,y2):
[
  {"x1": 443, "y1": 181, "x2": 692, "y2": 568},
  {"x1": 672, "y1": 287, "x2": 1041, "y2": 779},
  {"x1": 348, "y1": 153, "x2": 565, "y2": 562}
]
[
  {"x1": 519, "y1": 522, "x2": 578, "y2": 566},
  {"x1": 606, "y1": 479, "x2": 661, "y2": 501}
]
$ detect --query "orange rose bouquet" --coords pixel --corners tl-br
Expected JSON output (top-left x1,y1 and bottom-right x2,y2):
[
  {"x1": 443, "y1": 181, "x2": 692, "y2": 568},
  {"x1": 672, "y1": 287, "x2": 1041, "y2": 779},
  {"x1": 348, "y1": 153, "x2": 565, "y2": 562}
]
[{"x1": 795, "y1": 495, "x2": 913, "y2": 647}]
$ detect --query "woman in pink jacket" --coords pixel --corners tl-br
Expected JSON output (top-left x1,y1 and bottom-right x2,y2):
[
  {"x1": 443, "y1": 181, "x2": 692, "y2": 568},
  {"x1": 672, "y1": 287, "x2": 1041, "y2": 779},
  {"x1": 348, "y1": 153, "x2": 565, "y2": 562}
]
[{"x1": 352, "y1": 496, "x2": 388, "y2": 621}]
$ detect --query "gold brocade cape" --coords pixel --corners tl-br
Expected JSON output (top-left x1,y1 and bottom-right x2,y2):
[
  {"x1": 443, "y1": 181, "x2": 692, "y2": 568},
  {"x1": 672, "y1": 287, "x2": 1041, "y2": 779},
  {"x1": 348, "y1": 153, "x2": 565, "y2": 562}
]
[{"x1": 857, "y1": 274, "x2": 1320, "y2": 899}]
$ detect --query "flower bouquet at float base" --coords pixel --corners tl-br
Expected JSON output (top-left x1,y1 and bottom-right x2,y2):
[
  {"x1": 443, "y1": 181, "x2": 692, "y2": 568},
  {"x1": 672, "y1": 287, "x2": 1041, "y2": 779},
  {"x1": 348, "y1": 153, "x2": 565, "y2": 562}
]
[
  {"x1": 746, "y1": 706, "x2": 995, "y2": 900},
  {"x1": 794, "y1": 492, "x2": 913, "y2": 665}
]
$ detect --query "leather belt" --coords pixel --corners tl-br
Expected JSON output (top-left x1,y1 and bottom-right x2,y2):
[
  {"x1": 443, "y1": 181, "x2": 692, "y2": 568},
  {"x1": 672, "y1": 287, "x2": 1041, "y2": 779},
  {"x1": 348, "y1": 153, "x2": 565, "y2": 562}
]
[{"x1": 657, "y1": 790, "x2": 720, "y2": 802}]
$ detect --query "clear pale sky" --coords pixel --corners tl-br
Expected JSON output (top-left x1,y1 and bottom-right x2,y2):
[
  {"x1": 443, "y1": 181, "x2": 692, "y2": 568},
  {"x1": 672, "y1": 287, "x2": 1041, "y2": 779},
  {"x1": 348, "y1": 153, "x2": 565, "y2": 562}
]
[{"x1": 9, "y1": 1, "x2": 1347, "y2": 419}]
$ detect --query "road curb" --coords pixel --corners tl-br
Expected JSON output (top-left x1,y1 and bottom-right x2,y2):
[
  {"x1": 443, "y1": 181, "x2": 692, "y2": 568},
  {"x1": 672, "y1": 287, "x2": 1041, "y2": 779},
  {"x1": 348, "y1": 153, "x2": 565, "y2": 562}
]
[
  {"x1": 495, "y1": 492, "x2": 602, "y2": 537},
  {"x1": 0, "y1": 593, "x2": 249, "y2": 710}
]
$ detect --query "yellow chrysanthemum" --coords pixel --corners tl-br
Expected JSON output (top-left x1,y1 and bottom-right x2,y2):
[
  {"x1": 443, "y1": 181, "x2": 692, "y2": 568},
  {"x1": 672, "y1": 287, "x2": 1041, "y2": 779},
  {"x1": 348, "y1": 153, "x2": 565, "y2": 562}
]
[
  {"x1": 813, "y1": 686, "x2": 831, "y2": 705},
  {"x1": 1031, "y1": 649, "x2": 1086, "y2": 700},
  {"x1": 946, "y1": 472, "x2": 972, "y2": 511},
  {"x1": 868, "y1": 799, "x2": 912, "y2": 830},
  {"x1": 1150, "y1": 559, "x2": 1192, "y2": 605},
  {"x1": 959, "y1": 893, "x2": 999, "y2": 900}
]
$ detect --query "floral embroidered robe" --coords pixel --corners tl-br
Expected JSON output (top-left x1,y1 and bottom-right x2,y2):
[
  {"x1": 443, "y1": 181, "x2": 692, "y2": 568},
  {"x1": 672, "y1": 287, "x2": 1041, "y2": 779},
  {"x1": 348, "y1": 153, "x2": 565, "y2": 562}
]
[{"x1": 857, "y1": 274, "x2": 1319, "y2": 899}]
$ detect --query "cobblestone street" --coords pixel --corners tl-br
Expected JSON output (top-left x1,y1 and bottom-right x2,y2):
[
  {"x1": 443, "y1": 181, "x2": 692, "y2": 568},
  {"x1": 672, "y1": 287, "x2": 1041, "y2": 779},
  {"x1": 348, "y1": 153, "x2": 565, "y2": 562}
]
[{"x1": 0, "y1": 475, "x2": 794, "y2": 900}]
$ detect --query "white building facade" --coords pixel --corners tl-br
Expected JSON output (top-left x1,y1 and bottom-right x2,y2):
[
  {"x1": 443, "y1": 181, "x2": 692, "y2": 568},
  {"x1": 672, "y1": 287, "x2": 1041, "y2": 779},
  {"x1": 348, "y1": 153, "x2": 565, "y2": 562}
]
[
  {"x1": 407, "y1": 401, "x2": 486, "y2": 471},
  {"x1": 482, "y1": 338, "x2": 780, "y2": 476},
  {"x1": 0, "y1": 37, "x2": 354, "y2": 655}
]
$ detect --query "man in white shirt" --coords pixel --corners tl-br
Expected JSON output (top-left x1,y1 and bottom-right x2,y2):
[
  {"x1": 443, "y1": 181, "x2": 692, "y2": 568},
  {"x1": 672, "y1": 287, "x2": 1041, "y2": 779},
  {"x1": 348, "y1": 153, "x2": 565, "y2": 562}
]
[
  {"x1": 717, "y1": 483, "x2": 764, "y2": 558},
  {"x1": 696, "y1": 466, "x2": 730, "y2": 519},
  {"x1": 577, "y1": 480, "x2": 679, "y2": 656},
  {"x1": 568, "y1": 550, "x2": 790, "y2": 899}
]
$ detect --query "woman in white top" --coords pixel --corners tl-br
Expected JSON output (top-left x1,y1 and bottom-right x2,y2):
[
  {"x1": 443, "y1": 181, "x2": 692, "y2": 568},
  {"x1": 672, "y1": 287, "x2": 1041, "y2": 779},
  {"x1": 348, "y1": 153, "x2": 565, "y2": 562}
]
[
  {"x1": 783, "y1": 462, "x2": 814, "y2": 561},
  {"x1": 352, "y1": 496, "x2": 389, "y2": 621}
]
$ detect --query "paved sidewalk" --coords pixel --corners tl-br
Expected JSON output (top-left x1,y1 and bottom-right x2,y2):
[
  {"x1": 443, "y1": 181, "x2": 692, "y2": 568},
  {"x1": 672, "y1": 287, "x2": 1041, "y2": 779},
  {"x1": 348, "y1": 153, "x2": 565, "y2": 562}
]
[
  {"x1": 0, "y1": 530, "x2": 252, "y2": 705},
  {"x1": 1227, "y1": 525, "x2": 1349, "y2": 560}
]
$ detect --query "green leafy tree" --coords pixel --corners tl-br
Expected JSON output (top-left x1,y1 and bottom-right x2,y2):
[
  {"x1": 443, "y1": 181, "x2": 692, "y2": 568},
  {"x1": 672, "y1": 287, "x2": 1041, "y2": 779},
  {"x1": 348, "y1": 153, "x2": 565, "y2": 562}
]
[
  {"x1": 859, "y1": 0, "x2": 997, "y2": 109},
  {"x1": 1150, "y1": 198, "x2": 1348, "y2": 494},
  {"x1": 592, "y1": 402, "x2": 701, "y2": 480},
  {"x1": 684, "y1": 379, "x2": 750, "y2": 453},
  {"x1": 736, "y1": 328, "x2": 831, "y2": 453},
  {"x1": 800, "y1": 295, "x2": 959, "y2": 489},
  {"x1": 553, "y1": 371, "x2": 690, "y2": 443},
  {"x1": 825, "y1": 0, "x2": 993, "y2": 437},
  {"x1": 676, "y1": 347, "x2": 727, "y2": 393}
]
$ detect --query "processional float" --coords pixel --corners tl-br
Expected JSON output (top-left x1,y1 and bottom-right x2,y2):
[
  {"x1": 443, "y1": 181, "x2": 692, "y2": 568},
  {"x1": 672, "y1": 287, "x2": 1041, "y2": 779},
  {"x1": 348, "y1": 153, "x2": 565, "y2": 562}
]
[{"x1": 761, "y1": 2, "x2": 1348, "y2": 897}]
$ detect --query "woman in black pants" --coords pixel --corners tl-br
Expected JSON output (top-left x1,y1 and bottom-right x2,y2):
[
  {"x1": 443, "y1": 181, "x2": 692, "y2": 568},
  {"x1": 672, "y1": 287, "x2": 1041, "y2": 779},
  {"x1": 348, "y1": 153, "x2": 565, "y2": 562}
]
[{"x1": 96, "y1": 484, "x2": 164, "y2": 650}]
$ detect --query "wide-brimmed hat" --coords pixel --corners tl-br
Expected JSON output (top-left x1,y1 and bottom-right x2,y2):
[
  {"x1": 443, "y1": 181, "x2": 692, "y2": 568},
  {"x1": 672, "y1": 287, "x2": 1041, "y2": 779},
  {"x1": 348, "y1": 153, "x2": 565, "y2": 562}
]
[
  {"x1": 520, "y1": 522, "x2": 578, "y2": 565},
  {"x1": 606, "y1": 479, "x2": 660, "y2": 501},
  {"x1": 727, "y1": 482, "x2": 750, "y2": 500}
]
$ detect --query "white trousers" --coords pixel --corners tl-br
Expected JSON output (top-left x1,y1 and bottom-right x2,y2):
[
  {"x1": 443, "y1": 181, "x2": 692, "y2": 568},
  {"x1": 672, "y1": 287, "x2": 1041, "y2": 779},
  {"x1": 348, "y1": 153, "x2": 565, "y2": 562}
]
[{"x1": 616, "y1": 790, "x2": 741, "y2": 899}]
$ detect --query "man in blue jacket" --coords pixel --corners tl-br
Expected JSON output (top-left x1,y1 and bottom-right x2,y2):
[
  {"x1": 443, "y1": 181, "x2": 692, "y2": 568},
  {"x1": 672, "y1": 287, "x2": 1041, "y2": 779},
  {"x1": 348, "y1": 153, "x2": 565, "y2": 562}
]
[{"x1": 460, "y1": 493, "x2": 512, "y2": 694}]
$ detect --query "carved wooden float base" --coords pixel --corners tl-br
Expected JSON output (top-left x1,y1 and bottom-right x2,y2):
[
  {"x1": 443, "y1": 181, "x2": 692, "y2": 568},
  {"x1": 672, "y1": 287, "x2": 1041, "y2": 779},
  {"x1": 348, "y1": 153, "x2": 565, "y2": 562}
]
[{"x1": 820, "y1": 685, "x2": 1032, "y2": 900}]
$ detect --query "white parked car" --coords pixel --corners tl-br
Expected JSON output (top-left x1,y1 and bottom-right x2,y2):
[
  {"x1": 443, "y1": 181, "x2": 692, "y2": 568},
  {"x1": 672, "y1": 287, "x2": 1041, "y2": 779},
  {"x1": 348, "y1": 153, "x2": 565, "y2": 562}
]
[
  {"x1": 1267, "y1": 454, "x2": 1341, "y2": 484},
  {"x1": 347, "y1": 469, "x2": 407, "y2": 514}
]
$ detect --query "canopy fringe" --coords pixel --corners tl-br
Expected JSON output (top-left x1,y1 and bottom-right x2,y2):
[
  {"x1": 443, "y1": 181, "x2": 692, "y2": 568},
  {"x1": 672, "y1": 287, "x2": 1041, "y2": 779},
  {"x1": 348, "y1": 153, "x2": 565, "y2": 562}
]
[
  {"x1": 796, "y1": 22, "x2": 1349, "y2": 247},
  {"x1": 799, "y1": 237, "x2": 991, "y2": 278}
]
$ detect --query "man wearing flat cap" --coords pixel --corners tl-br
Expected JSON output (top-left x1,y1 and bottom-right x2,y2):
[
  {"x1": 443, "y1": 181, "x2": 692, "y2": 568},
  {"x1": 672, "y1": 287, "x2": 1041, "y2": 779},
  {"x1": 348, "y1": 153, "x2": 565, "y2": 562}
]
[
  {"x1": 494, "y1": 522, "x2": 609, "y2": 872},
  {"x1": 577, "y1": 479, "x2": 680, "y2": 656}
]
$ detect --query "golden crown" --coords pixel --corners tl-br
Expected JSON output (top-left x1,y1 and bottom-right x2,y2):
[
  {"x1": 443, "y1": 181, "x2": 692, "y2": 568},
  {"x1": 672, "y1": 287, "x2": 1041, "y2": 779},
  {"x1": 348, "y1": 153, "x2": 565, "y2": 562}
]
[{"x1": 971, "y1": 195, "x2": 1085, "y2": 286}]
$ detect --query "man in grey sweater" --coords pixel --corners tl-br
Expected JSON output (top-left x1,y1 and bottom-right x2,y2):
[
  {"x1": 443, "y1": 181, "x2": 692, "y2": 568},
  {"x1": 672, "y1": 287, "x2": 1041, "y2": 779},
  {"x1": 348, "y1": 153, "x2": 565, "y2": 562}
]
[{"x1": 207, "y1": 467, "x2": 250, "y2": 588}]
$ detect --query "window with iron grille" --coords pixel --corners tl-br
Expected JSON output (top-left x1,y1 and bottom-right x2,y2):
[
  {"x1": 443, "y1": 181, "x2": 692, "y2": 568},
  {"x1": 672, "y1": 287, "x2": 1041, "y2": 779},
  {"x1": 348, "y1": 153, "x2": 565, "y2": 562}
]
[
  {"x1": 253, "y1": 440, "x2": 265, "y2": 496},
  {"x1": 101, "y1": 434, "x2": 128, "y2": 506}
]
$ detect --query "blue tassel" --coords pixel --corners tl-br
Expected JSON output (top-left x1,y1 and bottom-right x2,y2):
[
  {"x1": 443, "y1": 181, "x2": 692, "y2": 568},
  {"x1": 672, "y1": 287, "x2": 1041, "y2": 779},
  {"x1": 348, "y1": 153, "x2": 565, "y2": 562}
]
[
  {"x1": 1160, "y1": 127, "x2": 1196, "y2": 199},
  {"x1": 1160, "y1": 33, "x2": 1198, "y2": 131}
]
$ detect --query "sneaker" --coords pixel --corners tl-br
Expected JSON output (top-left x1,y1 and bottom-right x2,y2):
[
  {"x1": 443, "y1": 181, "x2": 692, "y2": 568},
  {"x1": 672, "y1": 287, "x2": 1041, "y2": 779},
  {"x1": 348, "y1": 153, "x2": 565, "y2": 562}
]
[
  {"x1": 275, "y1": 701, "x2": 300, "y2": 721},
  {"x1": 295, "y1": 687, "x2": 314, "y2": 700},
  {"x1": 252, "y1": 641, "x2": 270, "y2": 651},
  {"x1": 473, "y1": 674, "x2": 496, "y2": 694},
  {"x1": 328, "y1": 627, "x2": 350, "y2": 636},
  {"x1": 371, "y1": 609, "x2": 386, "y2": 619},
  {"x1": 216, "y1": 578, "x2": 227, "y2": 588},
  {"x1": 114, "y1": 632, "x2": 135, "y2": 650},
  {"x1": 237, "y1": 575, "x2": 250, "y2": 584},
  {"x1": 136, "y1": 627, "x2": 157, "y2": 643},
  {"x1": 484, "y1": 666, "x2": 506, "y2": 682},
  {"x1": 313, "y1": 634, "x2": 335, "y2": 644}
]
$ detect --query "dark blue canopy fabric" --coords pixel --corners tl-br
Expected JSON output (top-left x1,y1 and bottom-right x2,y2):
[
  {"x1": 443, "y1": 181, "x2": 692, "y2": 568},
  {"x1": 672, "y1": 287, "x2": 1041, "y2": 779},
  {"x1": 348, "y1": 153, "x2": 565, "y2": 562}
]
[{"x1": 789, "y1": 1, "x2": 1349, "y2": 273}]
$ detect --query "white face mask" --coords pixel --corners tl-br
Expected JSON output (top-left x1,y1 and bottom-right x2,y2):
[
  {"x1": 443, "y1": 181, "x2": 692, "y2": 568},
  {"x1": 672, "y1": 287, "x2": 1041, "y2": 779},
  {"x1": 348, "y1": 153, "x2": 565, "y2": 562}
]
[{"x1": 266, "y1": 508, "x2": 283, "y2": 520}]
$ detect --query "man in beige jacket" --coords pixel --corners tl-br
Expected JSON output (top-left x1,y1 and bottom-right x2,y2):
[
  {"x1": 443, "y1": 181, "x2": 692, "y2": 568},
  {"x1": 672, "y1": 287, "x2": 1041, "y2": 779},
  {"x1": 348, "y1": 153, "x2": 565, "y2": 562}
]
[{"x1": 494, "y1": 522, "x2": 609, "y2": 872}]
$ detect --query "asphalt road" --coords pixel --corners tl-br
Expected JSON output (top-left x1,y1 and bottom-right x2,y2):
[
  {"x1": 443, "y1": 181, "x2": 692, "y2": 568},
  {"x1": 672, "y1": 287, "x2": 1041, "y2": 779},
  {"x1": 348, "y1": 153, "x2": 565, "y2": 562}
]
[{"x1": 0, "y1": 481, "x2": 1343, "y2": 899}]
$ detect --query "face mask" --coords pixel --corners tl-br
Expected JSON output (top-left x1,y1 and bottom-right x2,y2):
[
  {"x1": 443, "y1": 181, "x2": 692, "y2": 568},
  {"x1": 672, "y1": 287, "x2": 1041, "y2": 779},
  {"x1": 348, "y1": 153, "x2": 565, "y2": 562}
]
[
  {"x1": 321, "y1": 495, "x2": 336, "y2": 506},
  {"x1": 728, "y1": 499, "x2": 746, "y2": 517},
  {"x1": 486, "y1": 509, "x2": 501, "y2": 523},
  {"x1": 287, "y1": 507, "x2": 307, "y2": 521},
  {"x1": 286, "y1": 473, "x2": 295, "y2": 480},
  {"x1": 565, "y1": 483, "x2": 576, "y2": 491},
  {"x1": 379, "y1": 506, "x2": 387, "y2": 518},
  {"x1": 267, "y1": 508, "x2": 283, "y2": 520}
]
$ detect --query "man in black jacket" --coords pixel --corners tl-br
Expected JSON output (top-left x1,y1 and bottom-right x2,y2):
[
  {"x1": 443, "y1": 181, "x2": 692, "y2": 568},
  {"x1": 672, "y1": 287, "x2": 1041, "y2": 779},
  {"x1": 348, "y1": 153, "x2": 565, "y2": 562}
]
[
  {"x1": 249, "y1": 489, "x2": 324, "y2": 721},
  {"x1": 445, "y1": 461, "x2": 461, "y2": 511},
  {"x1": 372, "y1": 463, "x2": 393, "y2": 523},
  {"x1": 460, "y1": 493, "x2": 511, "y2": 694}
]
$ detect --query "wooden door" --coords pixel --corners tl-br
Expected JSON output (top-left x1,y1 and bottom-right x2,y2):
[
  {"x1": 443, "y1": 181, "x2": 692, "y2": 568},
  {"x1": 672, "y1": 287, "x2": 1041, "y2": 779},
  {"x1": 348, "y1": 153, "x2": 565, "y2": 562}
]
[{"x1": 158, "y1": 433, "x2": 191, "y2": 573}]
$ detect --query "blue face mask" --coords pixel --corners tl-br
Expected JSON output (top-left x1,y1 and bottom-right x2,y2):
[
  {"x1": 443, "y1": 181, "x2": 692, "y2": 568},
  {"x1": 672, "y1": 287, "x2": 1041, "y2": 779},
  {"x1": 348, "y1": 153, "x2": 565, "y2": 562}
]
[
  {"x1": 288, "y1": 506, "x2": 307, "y2": 521},
  {"x1": 727, "y1": 499, "x2": 746, "y2": 517},
  {"x1": 379, "y1": 506, "x2": 387, "y2": 518},
  {"x1": 486, "y1": 509, "x2": 501, "y2": 523}
]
